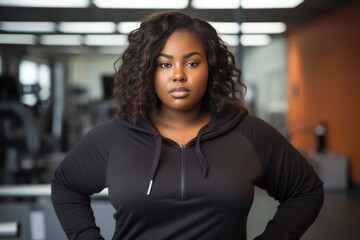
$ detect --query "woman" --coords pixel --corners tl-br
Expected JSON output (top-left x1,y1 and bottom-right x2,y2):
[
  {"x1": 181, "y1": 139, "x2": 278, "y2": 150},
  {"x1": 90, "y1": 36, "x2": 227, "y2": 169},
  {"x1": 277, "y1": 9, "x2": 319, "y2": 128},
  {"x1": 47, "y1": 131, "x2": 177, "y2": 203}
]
[{"x1": 51, "y1": 11, "x2": 324, "y2": 240}]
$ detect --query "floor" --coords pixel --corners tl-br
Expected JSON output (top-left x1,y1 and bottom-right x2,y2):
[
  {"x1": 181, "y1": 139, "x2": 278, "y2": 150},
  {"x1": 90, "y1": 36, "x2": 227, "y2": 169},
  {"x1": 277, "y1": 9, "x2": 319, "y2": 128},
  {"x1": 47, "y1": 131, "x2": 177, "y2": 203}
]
[{"x1": 248, "y1": 187, "x2": 360, "y2": 240}]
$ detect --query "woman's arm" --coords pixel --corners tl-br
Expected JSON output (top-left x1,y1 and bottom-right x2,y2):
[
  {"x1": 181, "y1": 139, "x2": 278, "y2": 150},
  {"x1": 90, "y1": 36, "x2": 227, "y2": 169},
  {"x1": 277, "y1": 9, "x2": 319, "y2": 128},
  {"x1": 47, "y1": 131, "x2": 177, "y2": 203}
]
[
  {"x1": 51, "y1": 178, "x2": 104, "y2": 239},
  {"x1": 51, "y1": 124, "x2": 111, "y2": 240},
  {"x1": 242, "y1": 116, "x2": 324, "y2": 239}
]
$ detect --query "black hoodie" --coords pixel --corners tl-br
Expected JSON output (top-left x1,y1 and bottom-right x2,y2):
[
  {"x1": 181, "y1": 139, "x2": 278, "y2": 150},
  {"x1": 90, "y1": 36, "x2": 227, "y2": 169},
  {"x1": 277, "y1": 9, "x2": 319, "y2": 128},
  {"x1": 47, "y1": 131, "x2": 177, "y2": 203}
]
[{"x1": 51, "y1": 110, "x2": 323, "y2": 240}]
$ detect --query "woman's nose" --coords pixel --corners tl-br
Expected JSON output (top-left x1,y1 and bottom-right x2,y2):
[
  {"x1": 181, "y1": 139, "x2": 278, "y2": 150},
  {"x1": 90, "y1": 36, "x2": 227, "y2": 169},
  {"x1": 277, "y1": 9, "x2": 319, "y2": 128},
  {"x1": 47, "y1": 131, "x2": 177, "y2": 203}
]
[{"x1": 173, "y1": 66, "x2": 187, "y2": 82}]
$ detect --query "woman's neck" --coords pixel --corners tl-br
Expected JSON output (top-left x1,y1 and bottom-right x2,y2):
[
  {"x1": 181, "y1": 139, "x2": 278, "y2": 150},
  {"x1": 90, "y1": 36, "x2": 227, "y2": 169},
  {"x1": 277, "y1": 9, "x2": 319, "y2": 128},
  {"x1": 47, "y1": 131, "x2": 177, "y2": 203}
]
[
  {"x1": 152, "y1": 106, "x2": 210, "y2": 129},
  {"x1": 151, "y1": 107, "x2": 211, "y2": 145}
]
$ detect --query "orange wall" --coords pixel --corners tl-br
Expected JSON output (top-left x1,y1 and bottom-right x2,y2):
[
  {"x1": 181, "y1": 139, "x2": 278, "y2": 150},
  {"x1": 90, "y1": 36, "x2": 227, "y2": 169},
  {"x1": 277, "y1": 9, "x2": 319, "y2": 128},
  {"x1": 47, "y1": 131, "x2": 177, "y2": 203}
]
[{"x1": 287, "y1": 1, "x2": 360, "y2": 185}]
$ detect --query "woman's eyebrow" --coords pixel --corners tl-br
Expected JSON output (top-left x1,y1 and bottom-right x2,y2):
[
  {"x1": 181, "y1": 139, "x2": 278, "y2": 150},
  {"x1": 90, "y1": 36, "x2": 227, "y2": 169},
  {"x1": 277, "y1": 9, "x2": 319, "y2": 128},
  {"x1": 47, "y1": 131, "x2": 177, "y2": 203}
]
[
  {"x1": 158, "y1": 51, "x2": 202, "y2": 59},
  {"x1": 158, "y1": 53, "x2": 173, "y2": 59},
  {"x1": 183, "y1": 51, "x2": 202, "y2": 59}
]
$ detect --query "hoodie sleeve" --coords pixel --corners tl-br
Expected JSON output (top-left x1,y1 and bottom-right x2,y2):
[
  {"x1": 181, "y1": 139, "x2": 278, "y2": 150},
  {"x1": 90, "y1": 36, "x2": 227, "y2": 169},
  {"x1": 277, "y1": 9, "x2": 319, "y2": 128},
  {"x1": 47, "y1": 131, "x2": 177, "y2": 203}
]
[
  {"x1": 51, "y1": 124, "x2": 112, "y2": 240},
  {"x1": 241, "y1": 116, "x2": 324, "y2": 240}
]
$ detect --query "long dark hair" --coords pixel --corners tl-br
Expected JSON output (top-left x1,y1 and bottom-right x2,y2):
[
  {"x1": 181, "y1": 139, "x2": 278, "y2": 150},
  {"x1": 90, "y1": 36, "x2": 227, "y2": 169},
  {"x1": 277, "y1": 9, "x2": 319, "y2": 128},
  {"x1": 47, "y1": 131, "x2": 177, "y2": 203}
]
[{"x1": 113, "y1": 11, "x2": 246, "y2": 123}]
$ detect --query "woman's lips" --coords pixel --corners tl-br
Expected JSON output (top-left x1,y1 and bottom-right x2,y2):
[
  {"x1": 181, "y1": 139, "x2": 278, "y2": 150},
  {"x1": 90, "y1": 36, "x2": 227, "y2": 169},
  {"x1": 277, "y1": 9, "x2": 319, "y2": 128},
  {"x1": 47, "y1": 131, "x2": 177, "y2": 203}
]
[{"x1": 169, "y1": 87, "x2": 189, "y2": 98}]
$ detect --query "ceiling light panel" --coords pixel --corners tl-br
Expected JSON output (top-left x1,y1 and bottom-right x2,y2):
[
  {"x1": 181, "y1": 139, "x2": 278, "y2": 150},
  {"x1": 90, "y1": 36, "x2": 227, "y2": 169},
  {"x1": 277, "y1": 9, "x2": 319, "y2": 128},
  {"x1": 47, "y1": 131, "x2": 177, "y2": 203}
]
[
  {"x1": 241, "y1": 0, "x2": 304, "y2": 9},
  {"x1": 209, "y1": 22, "x2": 240, "y2": 34},
  {"x1": 0, "y1": 0, "x2": 90, "y2": 8},
  {"x1": 84, "y1": 34, "x2": 128, "y2": 46},
  {"x1": 117, "y1": 22, "x2": 141, "y2": 34},
  {"x1": 0, "y1": 34, "x2": 36, "y2": 44},
  {"x1": 192, "y1": 0, "x2": 240, "y2": 9},
  {"x1": 93, "y1": 0, "x2": 188, "y2": 9},
  {"x1": 40, "y1": 35, "x2": 83, "y2": 45},
  {"x1": 240, "y1": 34, "x2": 271, "y2": 46},
  {"x1": 219, "y1": 35, "x2": 240, "y2": 46},
  {"x1": 59, "y1": 22, "x2": 116, "y2": 33},
  {"x1": 0, "y1": 22, "x2": 56, "y2": 33},
  {"x1": 241, "y1": 22, "x2": 286, "y2": 34}
]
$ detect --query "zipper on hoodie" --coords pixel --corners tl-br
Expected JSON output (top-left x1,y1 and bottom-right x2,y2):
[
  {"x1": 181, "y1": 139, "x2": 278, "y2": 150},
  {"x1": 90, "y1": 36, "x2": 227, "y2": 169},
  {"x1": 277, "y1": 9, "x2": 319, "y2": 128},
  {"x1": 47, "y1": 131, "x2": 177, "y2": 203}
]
[{"x1": 179, "y1": 144, "x2": 187, "y2": 200}]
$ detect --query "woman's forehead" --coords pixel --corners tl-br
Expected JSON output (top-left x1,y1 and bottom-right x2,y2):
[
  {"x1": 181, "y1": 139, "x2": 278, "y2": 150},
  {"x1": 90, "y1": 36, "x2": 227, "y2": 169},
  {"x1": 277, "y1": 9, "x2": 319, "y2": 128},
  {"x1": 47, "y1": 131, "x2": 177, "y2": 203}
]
[{"x1": 159, "y1": 30, "x2": 206, "y2": 56}]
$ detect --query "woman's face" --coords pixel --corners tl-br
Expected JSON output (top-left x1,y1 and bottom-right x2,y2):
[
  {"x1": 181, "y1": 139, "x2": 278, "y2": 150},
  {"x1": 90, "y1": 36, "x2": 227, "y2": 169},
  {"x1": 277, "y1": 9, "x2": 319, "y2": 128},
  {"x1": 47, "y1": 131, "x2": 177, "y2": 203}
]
[{"x1": 154, "y1": 30, "x2": 209, "y2": 113}]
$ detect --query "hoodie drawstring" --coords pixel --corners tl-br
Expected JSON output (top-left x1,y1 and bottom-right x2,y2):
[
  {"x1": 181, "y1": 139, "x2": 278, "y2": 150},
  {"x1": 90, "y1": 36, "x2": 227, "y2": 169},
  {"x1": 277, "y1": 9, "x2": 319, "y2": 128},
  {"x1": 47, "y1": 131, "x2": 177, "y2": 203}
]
[
  {"x1": 147, "y1": 135, "x2": 209, "y2": 195},
  {"x1": 195, "y1": 136, "x2": 209, "y2": 177},
  {"x1": 147, "y1": 136, "x2": 162, "y2": 195}
]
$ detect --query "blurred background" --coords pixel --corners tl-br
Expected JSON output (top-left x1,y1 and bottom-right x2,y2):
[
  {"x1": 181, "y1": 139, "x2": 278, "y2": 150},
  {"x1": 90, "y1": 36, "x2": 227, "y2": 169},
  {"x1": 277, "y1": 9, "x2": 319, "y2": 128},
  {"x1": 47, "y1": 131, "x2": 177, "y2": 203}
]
[{"x1": 0, "y1": 0, "x2": 359, "y2": 239}]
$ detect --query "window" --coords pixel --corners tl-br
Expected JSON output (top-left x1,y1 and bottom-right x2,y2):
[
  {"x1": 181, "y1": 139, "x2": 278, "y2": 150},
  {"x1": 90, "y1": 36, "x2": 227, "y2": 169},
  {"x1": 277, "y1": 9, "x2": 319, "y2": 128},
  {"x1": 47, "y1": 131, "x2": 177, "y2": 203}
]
[{"x1": 19, "y1": 60, "x2": 51, "y2": 106}]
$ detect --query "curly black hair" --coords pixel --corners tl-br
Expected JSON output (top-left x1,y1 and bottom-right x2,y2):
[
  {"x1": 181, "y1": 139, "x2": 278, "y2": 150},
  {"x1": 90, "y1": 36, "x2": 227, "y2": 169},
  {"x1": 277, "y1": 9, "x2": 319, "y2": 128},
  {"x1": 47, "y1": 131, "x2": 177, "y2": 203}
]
[{"x1": 113, "y1": 11, "x2": 246, "y2": 123}]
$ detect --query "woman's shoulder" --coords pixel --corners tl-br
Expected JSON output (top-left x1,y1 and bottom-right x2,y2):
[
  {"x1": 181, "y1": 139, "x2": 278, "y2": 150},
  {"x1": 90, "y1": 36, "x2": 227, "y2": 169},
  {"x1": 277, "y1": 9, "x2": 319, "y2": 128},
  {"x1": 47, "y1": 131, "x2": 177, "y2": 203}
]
[
  {"x1": 237, "y1": 114, "x2": 286, "y2": 142},
  {"x1": 78, "y1": 117, "x2": 126, "y2": 146},
  {"x1": 239, "y1": 114, "x2": 274, "y2": 130},
  {"x1": 88, "y1": 117, "x2": 121, "y2": 134}
]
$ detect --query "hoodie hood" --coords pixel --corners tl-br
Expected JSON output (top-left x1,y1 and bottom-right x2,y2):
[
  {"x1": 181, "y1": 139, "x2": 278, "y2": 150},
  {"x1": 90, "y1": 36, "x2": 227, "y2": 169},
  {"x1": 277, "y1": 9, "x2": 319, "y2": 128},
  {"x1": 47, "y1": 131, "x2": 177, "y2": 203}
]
[{"x1": 115, "y1": 107, "x2": 249, "y2": 195}]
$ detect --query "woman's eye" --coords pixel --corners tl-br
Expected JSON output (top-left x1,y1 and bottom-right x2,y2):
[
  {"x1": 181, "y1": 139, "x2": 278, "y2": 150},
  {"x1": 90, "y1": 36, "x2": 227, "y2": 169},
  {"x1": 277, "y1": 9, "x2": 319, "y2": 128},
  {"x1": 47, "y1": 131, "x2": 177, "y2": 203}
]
[
  {"x1": 186, "y1": 62, "x2": 199, "y2": 68},
  {"x1": 159, "y1": 62, "x2": 171, "y2": 68}
]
